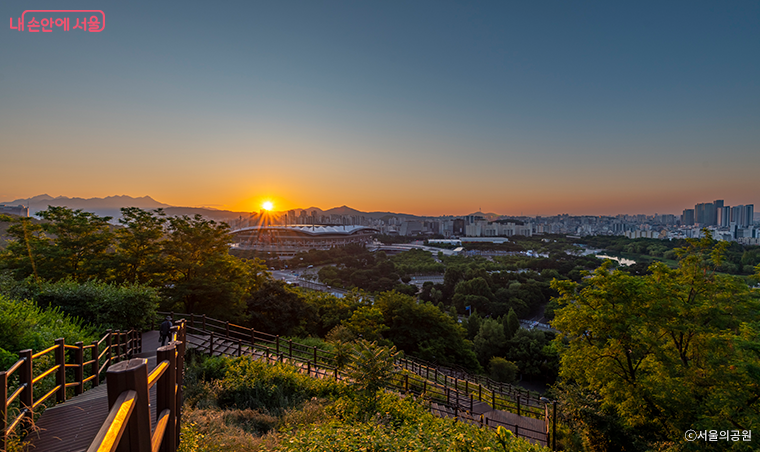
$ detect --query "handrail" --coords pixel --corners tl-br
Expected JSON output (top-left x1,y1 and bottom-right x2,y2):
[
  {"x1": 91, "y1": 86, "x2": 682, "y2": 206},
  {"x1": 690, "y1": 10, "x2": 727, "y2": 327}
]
[
  {"x1": 6, "y1": 384, "x2": 25, "y2": 407},
  {"x1": 4, "y1": 358, "x2": 25, "y2": 377},
  {"x1": 32, "y1": 385, "x2": 61, "y2": 410},
  {"x1": 31, "y1": 364, "x2": 61, "y2": 385},
  {"x1": 87, "y1": 389, "x2": 137, "y2": 452},
  {"x1": 151, "y1": 409, "x2": 171, "y2": 452},
  {"x1": 1, "y1": 328, "x2": 143, "y2": 450},
  {"x1": 86, "y1": 321, "x2": 185, "y2": 452},
  {"x1": 147, "y1": 361, "x2": 169, "y2": 389},
  {"x1": 32, "y1": 344, "x2": 59, "y2": 360}
]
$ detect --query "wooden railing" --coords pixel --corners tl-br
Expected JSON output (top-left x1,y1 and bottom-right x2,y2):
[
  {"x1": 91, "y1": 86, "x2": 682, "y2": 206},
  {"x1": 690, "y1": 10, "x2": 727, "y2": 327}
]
[
  {"x1": 159, "y1": 311, "x2": 554, "y2": 446},
  {"x1": 1, "y1": 329, "x2": 142, "y2": 451},
  {"x1": 88, "y1": 322, "x2": 186, "y2": 452}
]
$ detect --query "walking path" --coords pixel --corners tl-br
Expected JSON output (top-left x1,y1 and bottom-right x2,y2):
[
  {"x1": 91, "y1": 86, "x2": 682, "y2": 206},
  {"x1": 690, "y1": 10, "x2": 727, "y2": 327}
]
[{"x1": 28, "y1": 331, "x2": 165, "y2": 452}]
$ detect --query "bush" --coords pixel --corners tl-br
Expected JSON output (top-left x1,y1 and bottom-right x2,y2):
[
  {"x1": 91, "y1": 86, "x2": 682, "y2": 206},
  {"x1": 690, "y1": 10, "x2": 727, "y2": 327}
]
[
  {"x1": 207, "y1": 357, "x2": 345, "y2": 414},
  {"x1": 0, "y1": 293, "x2": 96, "y2": 368},
  {"x1": 3, "y1": 278, "x2": 159, "y2": 330},
  {"x1": 489, "y1": 356, "x2": 518, "y2": 383}
]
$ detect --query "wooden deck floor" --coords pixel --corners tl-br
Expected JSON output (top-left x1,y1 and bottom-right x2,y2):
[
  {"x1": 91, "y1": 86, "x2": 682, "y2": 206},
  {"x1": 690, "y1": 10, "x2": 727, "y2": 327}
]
[{"x1": 27, "y1": 331, "x2": 164, "y2": 452}]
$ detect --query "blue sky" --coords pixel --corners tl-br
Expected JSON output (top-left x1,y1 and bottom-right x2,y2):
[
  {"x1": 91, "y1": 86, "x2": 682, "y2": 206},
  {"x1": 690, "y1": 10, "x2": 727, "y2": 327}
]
[{"x1": 2, "y1": 1, "x2": 758, "y2": 215}]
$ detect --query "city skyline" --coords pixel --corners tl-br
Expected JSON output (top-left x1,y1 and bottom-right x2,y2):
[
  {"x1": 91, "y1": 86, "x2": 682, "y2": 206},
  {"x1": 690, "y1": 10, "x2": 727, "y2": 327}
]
[
  {"x1": 2, "y1": 1, "x2": 759, "y2": 216},
  {"x1": 1, "y1": 192, "x2": 756, "y2": 220}
]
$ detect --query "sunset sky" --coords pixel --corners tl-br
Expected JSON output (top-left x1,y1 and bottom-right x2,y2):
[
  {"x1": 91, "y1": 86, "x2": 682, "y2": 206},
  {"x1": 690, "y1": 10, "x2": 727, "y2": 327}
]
[{"x1": 2, "y1": 1, "x2": 758, "y2": 216}]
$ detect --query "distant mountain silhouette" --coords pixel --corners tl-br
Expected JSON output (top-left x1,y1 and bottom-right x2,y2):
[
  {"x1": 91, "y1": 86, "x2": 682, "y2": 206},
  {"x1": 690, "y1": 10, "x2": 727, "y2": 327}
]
[
  {"x1": 2, "y1": 195, "x2": 504, "y2": 222},
  {"x1": 1, "y1": 195, "x2": 170, "y2": 218}
]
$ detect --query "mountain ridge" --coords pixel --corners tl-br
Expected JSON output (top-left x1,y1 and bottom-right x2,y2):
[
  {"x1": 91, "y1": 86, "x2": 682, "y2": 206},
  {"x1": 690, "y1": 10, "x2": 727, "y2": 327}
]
[{"x1": 2, "y1": 195, "x2": 505, "y2": 221}]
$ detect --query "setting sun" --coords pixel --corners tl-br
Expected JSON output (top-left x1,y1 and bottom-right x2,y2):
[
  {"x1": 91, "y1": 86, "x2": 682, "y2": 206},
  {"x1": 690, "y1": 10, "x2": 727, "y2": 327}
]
[{"x1": 262, "y1": 201, "x2": 274, "y2": 211}]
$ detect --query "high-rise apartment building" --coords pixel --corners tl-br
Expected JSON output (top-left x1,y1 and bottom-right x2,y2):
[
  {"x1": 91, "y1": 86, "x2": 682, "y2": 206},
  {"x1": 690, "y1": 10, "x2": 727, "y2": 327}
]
[
  {"x1": 718, "y1": 207, "x2": 731, "y2": 227},
  {"x1": 682, "y1": 208, "x2": 695, "y2": 226}
]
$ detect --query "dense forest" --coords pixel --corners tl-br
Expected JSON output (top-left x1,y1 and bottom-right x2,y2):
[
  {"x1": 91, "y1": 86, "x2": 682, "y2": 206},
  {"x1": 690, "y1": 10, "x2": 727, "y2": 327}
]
[{"x1": 1, "y1": 208, "x2": 758, "y2": 451}]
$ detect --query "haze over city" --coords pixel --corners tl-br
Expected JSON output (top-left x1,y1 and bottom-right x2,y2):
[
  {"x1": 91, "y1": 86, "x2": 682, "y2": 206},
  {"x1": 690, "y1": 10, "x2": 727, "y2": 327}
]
[{"x1": 2, "y1": 1, "x2": 758, "y2": 216}]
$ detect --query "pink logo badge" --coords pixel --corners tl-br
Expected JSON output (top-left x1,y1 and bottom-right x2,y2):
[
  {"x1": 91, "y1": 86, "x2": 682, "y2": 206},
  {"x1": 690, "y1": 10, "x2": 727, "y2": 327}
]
[{"x1": 10, "y1": 10, "x2": 105, "y2": 33}]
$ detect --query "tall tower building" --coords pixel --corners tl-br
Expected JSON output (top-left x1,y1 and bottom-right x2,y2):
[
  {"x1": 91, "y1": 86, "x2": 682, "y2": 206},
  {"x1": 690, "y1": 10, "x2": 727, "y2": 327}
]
[
  {"x1": 718, "y1": 206, "x2": 731, "y2": 227},
  {"x1": 713, "y1": 200, "x2": 724, "y2": 225},
  {"x1": 745, "y1": 205, "x2": 754, "y2": 227},
  {"x1": 682, "y1": 209, "x2": 695, "y2": 226}
]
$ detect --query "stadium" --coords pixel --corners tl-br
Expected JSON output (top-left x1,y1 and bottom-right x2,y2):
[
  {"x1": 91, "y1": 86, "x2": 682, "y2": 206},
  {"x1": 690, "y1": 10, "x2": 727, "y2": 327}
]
[{"x1": 229, "y1": 225, "x2": 379, "y2": 257}]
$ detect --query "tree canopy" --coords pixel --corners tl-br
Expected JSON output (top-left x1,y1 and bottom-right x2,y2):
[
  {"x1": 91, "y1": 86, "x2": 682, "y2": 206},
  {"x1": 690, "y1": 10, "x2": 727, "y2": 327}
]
[{"x1": 552, "y1": 233, "x2": 760, "y2": 450}]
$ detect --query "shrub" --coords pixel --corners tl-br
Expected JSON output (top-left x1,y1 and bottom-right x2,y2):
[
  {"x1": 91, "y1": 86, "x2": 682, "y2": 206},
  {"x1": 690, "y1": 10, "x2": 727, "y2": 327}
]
[
  {"x1": 0, "y1": 294, "x2": 96, "y2": 368},
  {"x1": 489, "y1": 356, "x2": 519, "y2": 383},
  {"x1": 211, "y1": 357, "x2": 345, "y2": 414},
  {"x1": 4, "y1": 278, "x2": 159, "y2": 330}
]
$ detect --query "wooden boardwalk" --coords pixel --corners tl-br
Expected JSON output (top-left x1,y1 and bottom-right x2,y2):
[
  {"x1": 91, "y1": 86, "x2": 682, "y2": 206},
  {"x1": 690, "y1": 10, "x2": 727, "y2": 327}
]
[{"x1": 27, "y1": 331, "x2": 165, "y2": 452}]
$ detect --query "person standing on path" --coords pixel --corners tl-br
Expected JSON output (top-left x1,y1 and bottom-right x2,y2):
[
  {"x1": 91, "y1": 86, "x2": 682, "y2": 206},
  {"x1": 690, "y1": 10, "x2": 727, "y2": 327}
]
[{"x1": 159, "y1": 316, "x2": 173, "y2": 346}]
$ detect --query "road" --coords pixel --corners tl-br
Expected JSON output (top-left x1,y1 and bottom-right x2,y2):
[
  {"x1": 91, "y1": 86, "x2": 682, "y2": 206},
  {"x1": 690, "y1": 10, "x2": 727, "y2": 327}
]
[{"x1": 270, "y1": 269, "x2": 348, "y2": 297}]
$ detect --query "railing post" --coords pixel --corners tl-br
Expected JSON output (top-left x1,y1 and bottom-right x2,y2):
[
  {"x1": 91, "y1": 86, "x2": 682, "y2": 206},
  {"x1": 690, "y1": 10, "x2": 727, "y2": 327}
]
[
  {"x1": 105, "y1": 359, "x2": 152, "y2": 452},
  {"x1": 175, "y1": 321, "x2": 186, "y2": 447},
  {"x1": 306, "y1": 361, "x2": 310, "y2": 376},
  {"x1": 55, "y1": 338, "x2": 66, "y2": 402},
  {"x1": 404, "y1": 374, "x2": 409, "y2": 393},
  {"x1": 552, "y1": 400, "x2": 557, "y2": 451},
  {"x1": 470, "y1": 393, "x2": 473, "y2": 413},
  {"x1": 313, "y1": 346, "x2": 317, "y2": 365},
  {"x1": 209, "y1": 332, "x2": 215, "y2": 356},
  {"x1": 115, "y1": 330, "x2": 121, "y2": 362},
  {"x1": 1, "y1": 369, "x2": 6, "y2": 452},
  {"x1": 237, "y1": 339, "x2": 242, "y2": 357},
  {"x1": 92, "y1": 340, "x2": 100, "y2": 387},
  {"x1": 515, "y1": 424, "x2": 519, "y2": 439},
  {"x1": 105, "y1": 330, "x2": 112, "y2": 372},
  {"x1": 157, "y1": 345, "x2": 177, "y2": 452},
  {"x1": 19, "y1": 349, "x2": 33, "y2": 427},
  {"x1": 75, "y1": 341, "x2": 84, "y2": 396},
  {"x1": 517, "y1": 395, "x2": 521, "y2": 416},
  {"x1": 492, "y1": 391, "x2": 496, "y2": 410}
]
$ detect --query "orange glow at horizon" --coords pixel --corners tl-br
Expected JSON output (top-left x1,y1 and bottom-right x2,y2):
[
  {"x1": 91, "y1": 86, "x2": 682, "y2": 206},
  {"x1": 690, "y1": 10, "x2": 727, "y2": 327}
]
[{"x1": 262, "y1": 201, "x2": 274, "y2": 211}]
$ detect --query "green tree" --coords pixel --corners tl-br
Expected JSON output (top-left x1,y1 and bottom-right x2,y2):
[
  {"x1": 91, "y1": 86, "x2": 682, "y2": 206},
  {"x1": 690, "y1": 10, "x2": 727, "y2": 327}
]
[
  {"x1": 162, "y1": 215, "x2": 257, "y2": 320},
  {"x1": 552, "y1": 233, "x2": 760, "y2": 450},
  {"x1": 503, "y1": 307, "x2": 520, "y2": 339},
  {"x1": 0, "y1": 207, "x2": 114, "y2": 281},
  {"x1": 473, "y1": 318, "x2": 506, "y2": 365},
  {"x1": 489, "y1": 357, "x2": 518, "y2": 384},
  {"x1": 113, "y1": 207, "x2": 167, "y2": 284},
  {"x1": 373, "y1": 291, "x2": 480, "y2": 370},
  {"x1": 246, "y1": 279, "x2": 310, "y2": 336},
  {"x1": 344, "y1": 305, "x2": 390, "y2": 343},
  {"x1": 346, "y1": 339, "x2": 399, "y2": 416}
]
